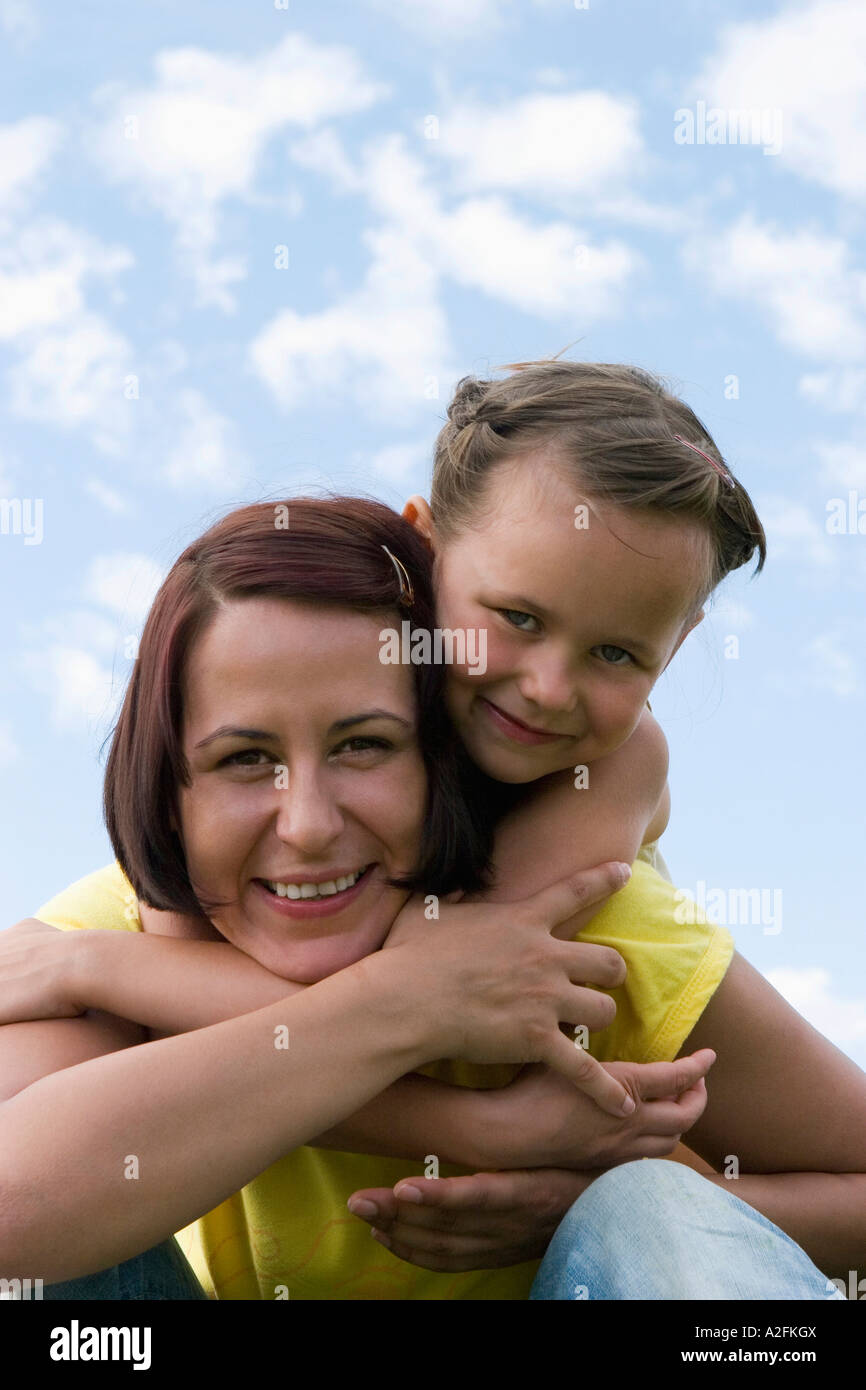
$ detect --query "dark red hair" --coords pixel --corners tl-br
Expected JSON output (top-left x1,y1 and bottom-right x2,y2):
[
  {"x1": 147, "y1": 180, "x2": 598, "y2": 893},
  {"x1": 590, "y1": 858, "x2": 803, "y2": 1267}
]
[{"x1": 104, "y1": 496, "x2": 496, "y2": 916}]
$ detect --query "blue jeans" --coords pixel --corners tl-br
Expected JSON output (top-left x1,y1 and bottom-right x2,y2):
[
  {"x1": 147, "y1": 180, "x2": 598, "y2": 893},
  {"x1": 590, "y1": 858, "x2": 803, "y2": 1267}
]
[
  {"x1": 530, "y1": 1160, "x2": 846, "y2": 1300},
  {"x1": 42, "y1": 1162, "x2": 844, "y2": 1300},
  {"x1": 42, "y1": 1236, "x2": 208, "y2": 1300}
]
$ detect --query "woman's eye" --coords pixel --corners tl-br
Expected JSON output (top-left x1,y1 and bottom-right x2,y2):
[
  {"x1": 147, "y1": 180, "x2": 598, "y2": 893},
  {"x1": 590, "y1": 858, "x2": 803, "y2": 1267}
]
[
  {"x1": 499, "y1": 608, "x2": 541, "y2": 634},
  {"x1": 334, "y1": 737, "x2": 393, "y2": 756},
  {"x1": 594, "y1": 645, "x2": 634, "y2": 666},
  {"x1": 219, "y1": 749, "x2": 273, "y2": 768}
]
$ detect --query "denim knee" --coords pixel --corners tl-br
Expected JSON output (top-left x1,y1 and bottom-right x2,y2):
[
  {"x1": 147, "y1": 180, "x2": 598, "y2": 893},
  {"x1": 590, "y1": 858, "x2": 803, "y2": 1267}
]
[{"x1": 530, "y1": 1160, "x2": 843, "y2": 1301}]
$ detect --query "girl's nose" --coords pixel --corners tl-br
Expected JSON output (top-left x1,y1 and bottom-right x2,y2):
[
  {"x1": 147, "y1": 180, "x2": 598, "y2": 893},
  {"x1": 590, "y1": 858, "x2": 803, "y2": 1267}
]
[
  {"x1": 516, "y1": 658, "x2": 580, "y2": 715},
  {"x1": 272, "y1": 767, "x2": 345, "y2": 855}
]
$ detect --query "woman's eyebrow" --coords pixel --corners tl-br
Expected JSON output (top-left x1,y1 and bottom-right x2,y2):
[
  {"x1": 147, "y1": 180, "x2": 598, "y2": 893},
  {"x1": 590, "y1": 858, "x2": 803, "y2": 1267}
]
[
  {"x1": 195, "y1": 711, "x2": 411, "y2": 749},
  {"x1": 194, "y1": 726, "x2": 279, "y2": 749},
  {"x1": 328, "y1": 710, "x2": 412, "y2": 733}
]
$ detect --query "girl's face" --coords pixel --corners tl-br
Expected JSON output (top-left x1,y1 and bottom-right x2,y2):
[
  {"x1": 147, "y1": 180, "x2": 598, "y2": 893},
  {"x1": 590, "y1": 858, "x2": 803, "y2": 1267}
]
[
  {"x1": 176, "y1": 597, "x2": 426, "y2": 982},
  {"x1": 406, "y1": 453, "x2": 709, "y2": 784}
]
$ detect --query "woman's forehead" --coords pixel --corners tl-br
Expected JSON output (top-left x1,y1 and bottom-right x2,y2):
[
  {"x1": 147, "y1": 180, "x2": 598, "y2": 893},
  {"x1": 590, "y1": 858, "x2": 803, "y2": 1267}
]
[{"x1": 182, "y1": 599, "x2": 414, "y2": 723}]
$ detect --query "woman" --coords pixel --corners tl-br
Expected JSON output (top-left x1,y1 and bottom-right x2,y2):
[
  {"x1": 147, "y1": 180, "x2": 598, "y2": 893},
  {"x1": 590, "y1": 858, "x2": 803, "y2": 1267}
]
[{"x1": 2, "y1": 498, "x2": 853, "y2": 1300}]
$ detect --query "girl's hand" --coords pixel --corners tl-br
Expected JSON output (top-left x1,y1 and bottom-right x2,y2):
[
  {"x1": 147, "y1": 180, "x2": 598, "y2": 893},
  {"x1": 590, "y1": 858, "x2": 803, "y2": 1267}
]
[
  {"x1": 391, "y1": 862, "x2": 636, "y2": 1116},
  {"x1": 0, "y1": 918, "x2": 91, "y2": 1022},
  {"x1": 347, "y1": 1168, "x2": 600, "y2": 1272},
  {"x1": 482, "y1": 1052, "x2": 716, "y2": 1171}
]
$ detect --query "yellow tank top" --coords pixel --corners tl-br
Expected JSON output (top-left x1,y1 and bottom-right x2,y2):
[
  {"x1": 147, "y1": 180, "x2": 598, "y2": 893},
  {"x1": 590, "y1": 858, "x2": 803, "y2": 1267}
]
[{"x1": 36, "y1": 856, "x2": 732, "y2": 1300}]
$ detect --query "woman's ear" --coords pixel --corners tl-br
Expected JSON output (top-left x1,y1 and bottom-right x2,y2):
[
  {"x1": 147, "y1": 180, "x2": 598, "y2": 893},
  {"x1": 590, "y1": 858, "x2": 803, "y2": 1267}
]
[{"x1": 402, "y1": 495, "x2": 436, "y2": 552}]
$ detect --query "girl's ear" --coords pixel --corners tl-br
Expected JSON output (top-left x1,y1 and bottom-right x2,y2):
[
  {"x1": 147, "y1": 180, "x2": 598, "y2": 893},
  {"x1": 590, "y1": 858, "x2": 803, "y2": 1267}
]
[
  {"x1": 663, "y1": 609, "x2": 704, "y2": 671},
  {"x1": 402, "y1": 495, "x2": 436, "y2": 552}
]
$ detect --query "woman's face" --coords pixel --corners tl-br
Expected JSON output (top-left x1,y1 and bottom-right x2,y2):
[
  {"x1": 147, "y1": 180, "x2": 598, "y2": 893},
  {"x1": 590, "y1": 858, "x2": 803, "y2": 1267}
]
[
  {"x1": 176, "y1": 597, "x2": 427, "y2": 982},
  {"x1": 405, "y1": 453, "x2": 708, "y2": 784}
]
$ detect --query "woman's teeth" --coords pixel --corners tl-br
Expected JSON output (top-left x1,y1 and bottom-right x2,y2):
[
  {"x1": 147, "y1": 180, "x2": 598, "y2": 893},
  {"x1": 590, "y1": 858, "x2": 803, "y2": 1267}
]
[{"x1": 263, "y1": 867, "x2": 367, "y2": 900}]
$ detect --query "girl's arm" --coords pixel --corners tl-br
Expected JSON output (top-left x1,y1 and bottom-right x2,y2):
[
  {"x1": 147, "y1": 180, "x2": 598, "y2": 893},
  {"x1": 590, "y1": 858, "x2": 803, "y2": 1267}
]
[
  {"x1": 0, "y1": 865, "x2": 626, "y2": 1282},
  {"x1": 678, "y1": 951, "x2": 866, "y2": 1273}
]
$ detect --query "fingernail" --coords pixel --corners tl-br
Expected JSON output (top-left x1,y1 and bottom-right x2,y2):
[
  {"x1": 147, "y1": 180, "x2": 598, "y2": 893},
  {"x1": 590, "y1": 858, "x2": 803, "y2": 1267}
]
[
  {"x1": 347, "y1": 1198, "x2": 378, "y2": 1218},
  {"x1": 617, "y1": 864, "x2": 632, "y2": 885},
  {"x1": 370, "y1": 1228, "x2": 391, "y2": 1248},
  {"x1": 393, "y1": 1184, "x2": 423, "y2": 1203},
  {"x1": 621, "y1": 1095, "x2": 636, "y2": 1115}
]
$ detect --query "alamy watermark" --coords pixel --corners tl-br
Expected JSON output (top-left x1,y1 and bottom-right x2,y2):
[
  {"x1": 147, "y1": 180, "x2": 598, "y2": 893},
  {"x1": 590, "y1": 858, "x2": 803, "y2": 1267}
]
[
  {"x1": 674, "y1": 100, "x2": 783, "y2": 157},
  {"x1": 0, "y1": 497, "x2": 43, "y2": 545},
  {"x1": 674, "y1": 881, "x2": 782, "y2": 935},
  {"x1": 379, "y1": 621, "x2": 487, "y2": 675}
]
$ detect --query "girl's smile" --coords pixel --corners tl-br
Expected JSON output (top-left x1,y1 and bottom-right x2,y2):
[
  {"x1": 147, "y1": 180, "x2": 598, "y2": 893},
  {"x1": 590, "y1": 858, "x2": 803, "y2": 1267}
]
[{"x1": 406, "y1": 454, "x2": 710, "y2": 782}]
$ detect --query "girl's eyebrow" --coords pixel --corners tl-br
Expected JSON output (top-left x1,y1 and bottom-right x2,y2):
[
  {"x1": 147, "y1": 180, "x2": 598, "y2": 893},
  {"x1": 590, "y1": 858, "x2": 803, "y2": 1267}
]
[{"x1": 195, "y1": 711, "x2": 410, "y2": 749}]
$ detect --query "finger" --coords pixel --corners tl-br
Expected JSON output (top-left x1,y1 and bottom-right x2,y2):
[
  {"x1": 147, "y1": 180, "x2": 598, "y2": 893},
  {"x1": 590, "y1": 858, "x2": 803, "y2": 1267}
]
[
  {"x1": 561, "y1": 984, "x2": 617, "y2": 1033},
  {"x1": 526, "y1": 862, "x2": 631, "y2": 937},
  {"x1": 540, "y1": 1028, "x2": 636, "y2": 1117},
  {"x1": 561, "y1": 941, "x2": 627, "y2": 990},
  {"x1": 346, "y1": 1187, "x2": 400, "y2": 1225},
  {"x1": 637, "y1": 1078, "x2": 708, "y2": 1135},
  {"x1": 629, "y1": 1050, "x2": 716, "y2": 1101}
]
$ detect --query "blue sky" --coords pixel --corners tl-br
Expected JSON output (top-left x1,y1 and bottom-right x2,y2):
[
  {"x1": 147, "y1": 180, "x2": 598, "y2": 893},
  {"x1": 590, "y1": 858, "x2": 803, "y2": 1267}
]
[{"x1": 0, "y1": 0, "x2": 864, "y2": 1067}]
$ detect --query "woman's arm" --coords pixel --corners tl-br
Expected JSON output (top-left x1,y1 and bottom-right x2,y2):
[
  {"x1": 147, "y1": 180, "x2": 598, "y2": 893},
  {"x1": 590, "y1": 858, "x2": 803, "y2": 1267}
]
[
  {"x1": 1, "y1": 867, "x2": 627, "y2": 1282},
  {"x1": 678, "y1": 951, "x2": 866, "y2": 1273}
]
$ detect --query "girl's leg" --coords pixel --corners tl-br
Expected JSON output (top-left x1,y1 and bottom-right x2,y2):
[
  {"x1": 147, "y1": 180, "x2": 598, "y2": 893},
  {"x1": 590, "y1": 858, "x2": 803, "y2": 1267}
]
[
  {"x1": 529, "y1": 1160, "x2": 846, "y2": 1301},
  {"x1": 42, "y1": 1238, "x2": 209, "y2": 1301}
]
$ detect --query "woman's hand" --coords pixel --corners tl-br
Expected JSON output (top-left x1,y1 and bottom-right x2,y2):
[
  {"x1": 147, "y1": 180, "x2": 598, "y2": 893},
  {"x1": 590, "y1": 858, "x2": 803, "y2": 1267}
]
[
  {"x1": 0, "y1": 918, "x2": 91, "y2": 1022},
  {"x1": 347, "y1": 1167, "x2": 600, "y2": 1272},
  {"x1": 480, "y1": 1052, "x2": 715, "y2": 1171},
  {"x1": 390, "y1": 861, "x2": 639, "y2": 1116}
]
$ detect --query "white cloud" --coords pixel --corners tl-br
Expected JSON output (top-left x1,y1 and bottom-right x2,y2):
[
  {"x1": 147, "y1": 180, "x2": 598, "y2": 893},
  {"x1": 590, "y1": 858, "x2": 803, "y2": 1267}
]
[
  {"x1": 0, "y1": 1, "x2": 39, "y2": 43},
  {"x1": 433, "y1": 91, "x2": 645, "y2": 198},
  {"x1": 691, "y1": 0, "x2": 866, "y2": 201},
  {"x1": 816, "y1": 440, "x2": 866, "y2": 492},
  {"x1": 21, "y1": 644, "x2": 117, "y2": 731},
  {"x1": 87, "y1": 33, "x2": 387, "y2": 309},
  {"x1": 800, "y1": 369, "x2": 866, "y2": 415},
  {"x1": 84, "y1": 477, "x2": 128, "y2": 514},
  {"x1": 683, "y1": 213, "x2": 866, "y2": 363},
  {"x1": 163, "y1": 388, "x2": 249, "y2": 492},
  {"x1": 0, "y1": 218, "x2": 134, "y2": 342},
  {"x1": 83, "y1": 553, "x2": 164, "y2": 625},
  {"x1": 251, "y1": 127, "x2": 643, "y2": 418},
  {"x1": 289, "y1": 127, "x2": 363, "y2": 194},
  {"x1": 6, "y1": 312, "x2": 135, "y2": 456},
  {"x1": 759, "y1": 496, "x2": 836, "y2": 569},
  {"x1": 0, "y1": 117, "x2": 63, "y2": 218},
  {"x1": 439, "y1": 195, "x2": 640, "y2": 319},
  {"x1": 766, "y1": 966, "x2": 866, "y2": 1048},
  {"x1": 249, "y1": 226, "x2": 457, "y2": 424},
  {"x1": 805, "y1": 629, "x2": 861, "y2": 698}
]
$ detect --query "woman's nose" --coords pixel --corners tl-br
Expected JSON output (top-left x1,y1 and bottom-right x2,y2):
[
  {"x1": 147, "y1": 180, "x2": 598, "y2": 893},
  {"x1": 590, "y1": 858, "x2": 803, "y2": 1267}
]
[{"x1": 272, "y1": 767, "x2": 345, "y2": 853}]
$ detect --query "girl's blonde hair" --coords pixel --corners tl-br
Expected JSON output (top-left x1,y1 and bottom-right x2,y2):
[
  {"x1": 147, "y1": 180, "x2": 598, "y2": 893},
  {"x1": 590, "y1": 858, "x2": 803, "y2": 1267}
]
[{"x1": 431, "y1": 358, "x2": 767, "y2": 610}]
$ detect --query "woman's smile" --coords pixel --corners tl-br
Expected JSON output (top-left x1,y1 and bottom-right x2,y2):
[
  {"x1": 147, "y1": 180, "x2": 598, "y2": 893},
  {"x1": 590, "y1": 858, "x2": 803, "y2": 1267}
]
[{"x1": 251, "y1": 863, "x2": 377, "y2": 920}]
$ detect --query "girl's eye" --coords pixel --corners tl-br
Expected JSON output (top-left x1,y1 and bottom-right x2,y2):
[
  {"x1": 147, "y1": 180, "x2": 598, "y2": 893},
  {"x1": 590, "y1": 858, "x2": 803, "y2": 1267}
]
[
  {"x1": 594, "y1": 645, "x2": 634, "y2": 666},
  {"x1": 499, "y1": 608, "x2": 542, "y2": 634}
]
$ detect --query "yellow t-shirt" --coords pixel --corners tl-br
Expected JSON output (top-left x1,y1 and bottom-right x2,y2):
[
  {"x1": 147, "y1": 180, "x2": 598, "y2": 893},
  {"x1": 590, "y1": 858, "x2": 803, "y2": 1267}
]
[{"x1": 36, "y1": 856, "x2": 733, "y2": 1300}]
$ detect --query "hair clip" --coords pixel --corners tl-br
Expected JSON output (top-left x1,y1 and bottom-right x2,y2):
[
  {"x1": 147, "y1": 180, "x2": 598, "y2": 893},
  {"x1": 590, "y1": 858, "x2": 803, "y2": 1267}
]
[
  {"x1": 673, "y1": 434, "x2": 736, "y2": 489},
  {"x1": 381, "y1": 545, "x2": 415, "y2": 607}
]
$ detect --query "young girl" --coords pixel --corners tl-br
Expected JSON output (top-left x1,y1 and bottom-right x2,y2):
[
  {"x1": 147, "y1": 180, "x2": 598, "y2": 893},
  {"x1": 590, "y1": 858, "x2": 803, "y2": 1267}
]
[{"x1": 9, "y1": 361, "x2": 866, "y2": 1297}]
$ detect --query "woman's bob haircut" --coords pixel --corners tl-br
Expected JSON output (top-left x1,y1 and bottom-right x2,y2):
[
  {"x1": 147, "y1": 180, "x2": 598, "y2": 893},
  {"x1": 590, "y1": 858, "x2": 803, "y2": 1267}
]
[{"x1": 104, "y1": 496, "x2": 496, "y2": 918}]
